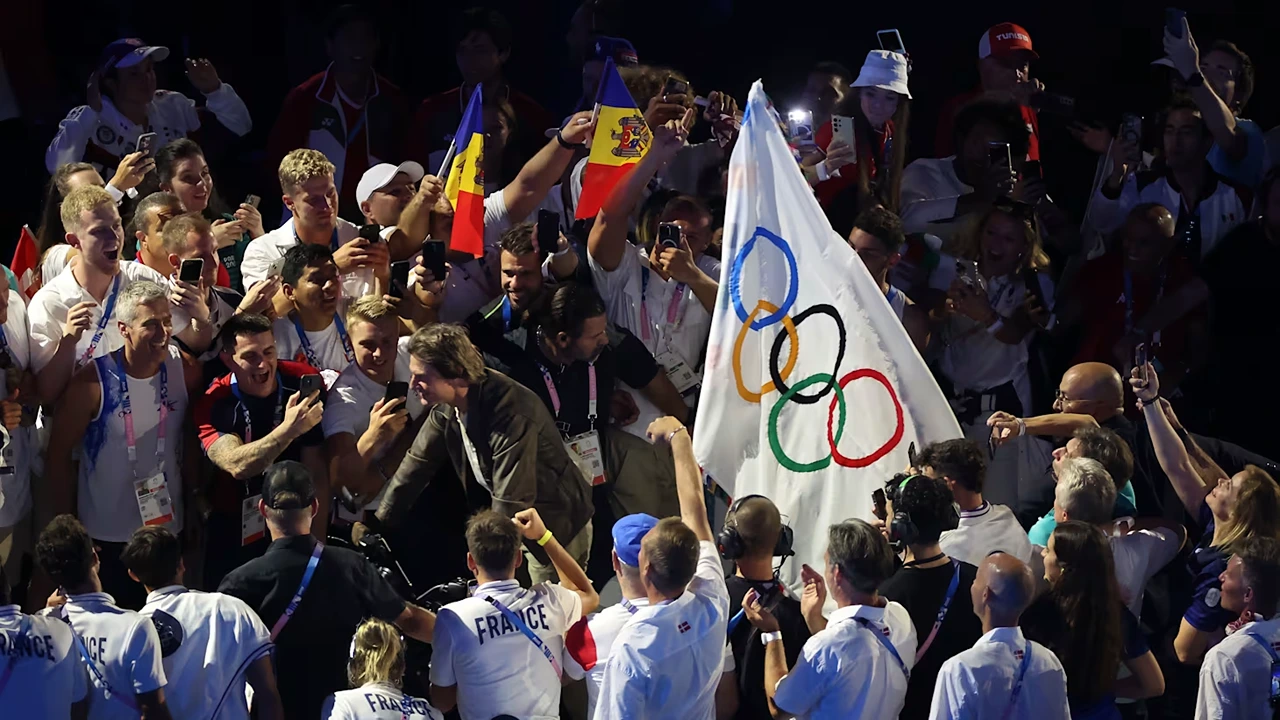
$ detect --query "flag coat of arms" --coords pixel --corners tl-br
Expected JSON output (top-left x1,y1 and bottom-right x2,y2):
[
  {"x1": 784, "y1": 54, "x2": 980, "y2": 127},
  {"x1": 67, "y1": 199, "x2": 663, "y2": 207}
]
[
  {"x1": 693, "y1": 81, "x2": 961, "y2": 595},
  {"x1": 575, "y1": 58, "x2": 651, "y2": 220},
  {"x1": 444, "y1": 86, "x2": 485, "y2": 257}
]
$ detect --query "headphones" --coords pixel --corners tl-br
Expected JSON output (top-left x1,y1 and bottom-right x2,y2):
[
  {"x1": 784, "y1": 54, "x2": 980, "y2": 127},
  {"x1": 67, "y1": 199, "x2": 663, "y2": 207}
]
[
  {"x1": 887, "y1": 475, "x2": 959, "y2": 548},
  {"x1": 717, "y1": 494, "x2": 795, "y2": 562}
]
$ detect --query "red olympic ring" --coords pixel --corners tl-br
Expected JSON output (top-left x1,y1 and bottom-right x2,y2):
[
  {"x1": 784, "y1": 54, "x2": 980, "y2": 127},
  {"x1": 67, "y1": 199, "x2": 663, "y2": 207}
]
[{"x1": 825, "y1": 368, "x2": 905, "y2": 468}]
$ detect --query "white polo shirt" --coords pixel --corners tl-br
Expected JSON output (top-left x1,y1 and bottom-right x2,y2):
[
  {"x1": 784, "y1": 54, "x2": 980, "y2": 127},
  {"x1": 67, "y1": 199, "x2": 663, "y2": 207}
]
[
  {"x1": 1111, "y1": 526, "x2": 1182, "y2": 617},
  {"x1": 0, "y1": 290, "x2": 35, "y2": 528},
  {"x1": 1196, "y1": 617, "x2": 1280, "y2": 720},
  {"x1": 940, "y1": 502, "x2": 1034, "y2": 567},
  {"x1": 271, "y1": 312, "x2": 354, "y2": 378},
  {"x1": 0, "y1": 604, "x2": 87, "y2": 719},
  {"x1": 565, "y1": 597, "x2": 649, "y2": 717},
  {"x1": 43, "y1": 591, "x2": 167, "y2": 720},
  {"x1": 79, "y1": 345, "x2": 187, "y2": 542},
  {"x1": 239, "y1": 217, "x2": 373, "y2": 299},
  {"x1": 41, "y1": 244, "x2": 76, "y2": 287},
  {"x1": 930, "y1": 626, "x2": 1070, "y2": 720},
  {"x1": 27, "y1": 261, "x2": 191, "y2": 374},
  {"x1": 139, "y1": 586, "x2": 273, "y2": 720},
  {"x1": 771, "y1": 601, "x2": 917, "y2": 720},
  {"x1": 321, "y1": 683, "x2": 445, "y2": 719},
  {"x1": 594, "y1": 541, "x2": 730, "y2": 720},
  {"x1": 429, "y1": 579, "x2": 583, "y2": 720}
]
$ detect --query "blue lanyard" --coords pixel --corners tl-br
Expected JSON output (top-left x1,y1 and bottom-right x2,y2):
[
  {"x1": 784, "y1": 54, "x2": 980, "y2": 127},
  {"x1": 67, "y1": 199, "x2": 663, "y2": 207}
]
[
  {"x1": 1001, "y1": 639, "x2": 1034, "y2": 720},
  {"x1": 855, "y1": 617, "x2": 909, "y2": 680},
  {"x1": 229, "y1": 372, "x2": 284, "y2": 443},
  {"x1": 63, "y1": 614, "x2": 140, "y2": 711},
  {"x1": 290, "y1": 312, "x2": 354, "y2": 369},
  {"x1": 270, "y1": 542, "x2": 324, "y2": 641},
  {"x1": 79, "y1": 275, "x2": 122, "y2": 365},
  {"x1": 346, "y1": 108, "x2": 368, "y2": 147},
  {"x1": 481, "y1": 593, "x2": 563, "y2": 679},
  {"x1": 501, "y1": 296, "x2": 513, "y2": 331}
]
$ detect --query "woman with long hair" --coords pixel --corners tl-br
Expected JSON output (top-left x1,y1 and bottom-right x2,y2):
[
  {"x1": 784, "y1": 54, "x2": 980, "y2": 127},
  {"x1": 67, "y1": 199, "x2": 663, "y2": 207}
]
[
  {"x1": 154, "y1": 138, "x2": 263, "y2": 292},
  {"x1": 321, "y1": 619, "x2": 444, "y2": 719},
  {"x1": 1130, "y1": 363, "x2": 1280, "y2": 664},
  {"x1": 1027, "y1": 521, "x2": 1165, "y2": 718}
]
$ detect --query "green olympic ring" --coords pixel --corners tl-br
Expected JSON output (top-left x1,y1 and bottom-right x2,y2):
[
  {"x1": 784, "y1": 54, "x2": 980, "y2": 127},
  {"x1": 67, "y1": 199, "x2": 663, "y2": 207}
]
[{"x1": 768, "y1": 373, "x2": 847, "y2": 473}]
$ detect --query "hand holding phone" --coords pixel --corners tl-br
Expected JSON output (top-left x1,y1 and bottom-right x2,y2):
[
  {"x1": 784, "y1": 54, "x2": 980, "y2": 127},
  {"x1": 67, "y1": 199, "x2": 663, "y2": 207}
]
[
  {"x1": 384, "y1": 381, "x2": 409, "y2": 406},
  {"x1": 662, "y1": 76, "x2": 689, "y2": 100},
  {"x1": 658, "y1": 223, "x2": 682, "y2": 250},
  {"x1": 420, "y1": 241, "x2": 448, "y2": 282},
  {"x1": 1135, "y1": 343, "x2": 1149, "y2": 386},
  {"x1": 536, "y1": 210, "x2": 560, "y2": 262},
  {"x1": 298, "y1": 374, "x2": 326, "y2": 404},
  {"x1": 831, "y1": 115, "x2": 856, "y2": 153},
  {"x1": 877, "y1": 29, "x2": 906, "y2": 54},
  {"x1": 787, "y1": 109, "x2": 817, "y2": 152},
  {"x1": 178, "y1": 258, "x2": 204, "y2": 284},
  {"x1": 135, "y1": 132, "x2": 158, "y2": 156},
  {"x1": 1166, "y1": 8, "x2": 1186, "y2": 38},
  {"x1": 244, "y1": 194, "x2": 261, "y2": 209}
]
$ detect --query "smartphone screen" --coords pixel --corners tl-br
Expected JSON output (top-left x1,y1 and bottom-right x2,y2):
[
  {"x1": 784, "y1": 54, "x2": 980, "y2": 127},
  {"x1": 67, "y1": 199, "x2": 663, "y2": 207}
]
[
  {"x1": 877, "y1": 29, "x2": 905, "y2": 53},
  {"x1": 662, "y1": 76, "x2": 689, "y2": 98},
  {"x1": 384, "y1": 381, "x2": 409, "y2": 405},
  {"x1": 178, "y1": 258, "x2": 203, "y2": 284},
  {"x1": 658, "y1": 223, "x2": 681, "y2": 249},
  {"x1": 536, "y1": 210, "x2": 559, "y2": 261},
  {"x1": 987, "y1": 141, "x2": 1012, "y2": 170},
  {"x1": 420, "y1": 241, "x2": 447, "y2": 282},
  {"x1": 1166, "y1": 8, "x2": 1186, "y2": 38},
  {"x1": 389, "y1": 260, "x2": 411, "y2": 299},
  {"x1": 787, "y1": 109, "x2": 816, "y2": 150}
]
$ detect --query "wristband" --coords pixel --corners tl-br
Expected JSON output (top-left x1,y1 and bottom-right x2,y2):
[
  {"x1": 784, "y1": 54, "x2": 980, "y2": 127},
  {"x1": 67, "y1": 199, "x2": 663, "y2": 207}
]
[
  {"x1": 760, "y1": 631, "x2": 782, "y2": 646},
  {"x1": 666, "y1": 427, "x2": 688, "y2": 444},
  {"x1": 556, "y1": 130, "x2": 584, "y2": 150},
  {"x1": 985, "y1": 318, "x2": 1005, "y2": 336},
  {"x1": 815, "y1": 161, "x2": 832, "y2": 183},
  {"x1": 536, "y1": 529, "x2": 554, "y2": 546}
]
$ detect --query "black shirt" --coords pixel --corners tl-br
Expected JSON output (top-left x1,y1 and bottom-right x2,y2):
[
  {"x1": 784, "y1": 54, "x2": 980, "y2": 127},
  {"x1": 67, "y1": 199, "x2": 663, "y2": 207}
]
[
  {"x1": 466, "y1": 296, "x2": 660, "y2": 437},
  {"x1": 725, "y1": 576, "x2": 811, "y2": 720},
  {"x1": 218, "y1": 535, "x2": 407, "y2": 719},
  {"x1": 879, "y1": 559, "x2": 983, "y2": 720}
]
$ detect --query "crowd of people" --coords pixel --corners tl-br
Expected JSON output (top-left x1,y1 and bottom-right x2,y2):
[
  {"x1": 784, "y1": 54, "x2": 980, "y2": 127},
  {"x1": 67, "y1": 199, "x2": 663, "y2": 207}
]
[{"x1": 1, "y1": 2, "x2": 1279, "y2": 719}]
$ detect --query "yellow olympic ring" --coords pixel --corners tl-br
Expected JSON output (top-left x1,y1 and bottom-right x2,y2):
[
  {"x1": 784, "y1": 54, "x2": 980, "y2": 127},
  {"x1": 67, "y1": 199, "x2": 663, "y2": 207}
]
[{"x1": 734, "y1": 299, "x2": 799, "y2": 403}]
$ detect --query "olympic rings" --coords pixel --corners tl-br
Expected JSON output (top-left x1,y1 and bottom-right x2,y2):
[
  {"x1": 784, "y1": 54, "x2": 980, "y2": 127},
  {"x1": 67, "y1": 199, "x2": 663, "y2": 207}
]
[
  {"x1": 768, "y1": 373, "x2": 847, "y2": 473},
  {"x1": 734, "y1": 300, "x2": 799, "y2": 403},
  {"x1": 769, "y1": 304, "x2": 845, "y2": 404},
  {"x1": 826, "y1": 369, "x2": 906, "y2": 468},
  {"x1": 729, "y1": 226, "x2": 799, "y2": 330}
]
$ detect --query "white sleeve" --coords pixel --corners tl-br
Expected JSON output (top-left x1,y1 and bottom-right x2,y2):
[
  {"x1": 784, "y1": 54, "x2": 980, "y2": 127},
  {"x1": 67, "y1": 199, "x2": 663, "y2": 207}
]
[
  {"x1": 546, "y1": 582, "x2": 585, "y2": 628},
  {"x1": 588, "y1": 243, "x2": 641, "y2": 314},
  {"x1": 593, "y1": 646, "x2": 646, "y2": 720},
  {"x1": 201, "y1": 83, "x2": 254, "y2": 137},
  {"x1": 127, "y1": 615, "x2": 168, "y2": 693},
  {"x1": 25, "y1": 291, "x2": 65, "y2": 374},
  {"x1": 482, "y1": 191, "x2": 511, "y2": 251},
  {"x1": 321, "y1": 383, "x2": 365, "y2": 439},
  {"x1": 1195, "y1": 650, "x2": 1243, "y2": 720},
  {"x1": 230, "y1": 595, "x2": 273, "y2": 661},
  {"x1": 46, "y1": 105, "x2": 100, "y2": 173},
  {"x1": 320, "y1": 693, "x2": 350, "y2": 720},
  {"x1": 689, "y1": 541, "x2": 730, "y2": 619},
  {"x1": 1137, "y1": 528, "x2": 1183, "y2": 582},
  {"x1": 1087, "y1": 173, "x2": 1136, "y2": 238},
  {"x1": 239, "y1": 238, "x2": 276, "y2": 292},
  {"x1": 771, "y1": 640, "x2": 826, "y2": 717},
  {"x1": 428, "y1": 609, "x2": 458, "y2": 688},
  {"x1": 928, "y1": 658, "x2": 964, "y2": 720},
  {"x1": 1043, "y1": 652, "x2": 1072, "y2": 720}
]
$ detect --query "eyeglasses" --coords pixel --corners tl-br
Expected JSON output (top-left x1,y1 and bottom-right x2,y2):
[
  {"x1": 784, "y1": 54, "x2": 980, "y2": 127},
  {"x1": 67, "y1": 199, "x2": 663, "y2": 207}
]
[{"x1": 1054, "y1": 388, "x2": 1084, "y2": 404}]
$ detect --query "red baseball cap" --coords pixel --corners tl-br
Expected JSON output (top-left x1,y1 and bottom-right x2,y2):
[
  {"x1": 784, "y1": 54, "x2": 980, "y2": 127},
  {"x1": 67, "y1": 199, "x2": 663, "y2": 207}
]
[{"x1": 978, "y1": 23, "x2": 1038, "y2": 60}]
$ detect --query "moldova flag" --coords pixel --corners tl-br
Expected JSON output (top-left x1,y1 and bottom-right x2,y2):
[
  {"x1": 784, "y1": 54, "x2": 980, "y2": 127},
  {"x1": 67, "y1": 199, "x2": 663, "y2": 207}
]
[
  {"x1": 444, "y1": 86, "x2": 485, "y2": 257},
  {"x1": 575, "y1": 58, "x2": 651, "y2": 220}
]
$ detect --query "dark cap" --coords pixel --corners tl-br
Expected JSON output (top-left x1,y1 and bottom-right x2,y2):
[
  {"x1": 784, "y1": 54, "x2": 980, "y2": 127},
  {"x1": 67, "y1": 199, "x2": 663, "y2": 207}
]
[
  {"x1": 262, "y1": 461, "x2": 315, "y2": 510},
  {"x1": 588, "y1": 36, "x2": 638, "y2": 67},
  {"x1": 98, "y1": 38, "x2": 170, "y2": 73}
]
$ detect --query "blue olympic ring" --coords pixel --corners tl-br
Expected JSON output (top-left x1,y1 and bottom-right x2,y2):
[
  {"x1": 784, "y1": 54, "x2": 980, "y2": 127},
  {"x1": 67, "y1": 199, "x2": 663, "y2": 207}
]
[{"x1": 729, "y1": 226, "x2": 799, "y2": 330}]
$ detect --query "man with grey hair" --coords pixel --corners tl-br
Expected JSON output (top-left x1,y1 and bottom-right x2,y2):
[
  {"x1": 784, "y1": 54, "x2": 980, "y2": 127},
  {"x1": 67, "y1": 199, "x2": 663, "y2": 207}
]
[
  {"x1": 46, "y1": 279, "x2": 202, "y2": 608},
  {"x1": 367, "y1": 323, "x2": 594, "y2": 584},
  {"x1": 930, "y1": 552, "x2": 1070, "y2": 719},
  {"x1": 743, "y1": 518, "x2": 918, "y2": 718}
]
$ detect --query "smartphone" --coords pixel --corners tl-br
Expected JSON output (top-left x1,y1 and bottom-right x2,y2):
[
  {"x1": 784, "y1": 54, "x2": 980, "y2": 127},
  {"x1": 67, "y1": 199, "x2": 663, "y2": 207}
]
[
  {"x1": 178, "y1": 258, "x2": 203, "y2": 284},
  {"x1": 536, "y1": 210, "x2": 559, "y2": 262},
  {"x1": 135, "y1": 132, "x2": 158, "y2": 156},
  {"x1": 1120, "y1": 113, "x2": 1144, "y2": 164},
  {"x1": 267, "y1": 257, "x2": 286, "y2": 281},
  {"x1": 787, "y1": 109, "x2": 817, "y2": 151},
  {"x1": 244, "y1": 194, "x2": 261, "y2": 209},
  {"x1": 987, "y1": 141, "x2": 1012, "y2": 170},
  {"x1": 359, "y1": 224, "x2": 382, "y2": 243},
  {"x1": 1166, "y1": 8, "x2": 1186, "y2": 38},
  {"x1": 877, "y1": 29, "x2": 905, "y2": 54},
  {"x1": 1135, "y1": 343, "x2": 1149, "y2": 385},
  {"x1": 662, "y1": 76, "x2": 688, "y2": 99},
  {"x1": 1030, "y1": 92, "x2": 1076, "y2": 118},
  {"x1": 871, "y1": 488, "x2": 887, "y2": 521},
  {"x1": 298, "y1": 374, "x2": 326, "y2": 402},
  {"x1": 956, "y1": 258, "x2": 986, "y2": 293},
  {"x1": 420, "y1": 240, "x2": 447, "y2": 282},
  {"x1": 831, "y1": 114, "x2": 856, "y2": 152},
  {"x1": 384, "y1": 381, "x2": 409, "y2": 406},
  {"x1": 389, "y1": 260, "x2": 411, "y2": 299},
  {"x1": 658, "y1": 223, "x2": 682, "y2": 250}
]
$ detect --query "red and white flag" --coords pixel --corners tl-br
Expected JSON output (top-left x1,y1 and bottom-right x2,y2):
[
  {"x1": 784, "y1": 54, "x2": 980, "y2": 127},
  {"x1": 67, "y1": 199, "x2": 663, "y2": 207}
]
[{"x1": 11, "y1": 225, "x2": 41, "y2": 301}]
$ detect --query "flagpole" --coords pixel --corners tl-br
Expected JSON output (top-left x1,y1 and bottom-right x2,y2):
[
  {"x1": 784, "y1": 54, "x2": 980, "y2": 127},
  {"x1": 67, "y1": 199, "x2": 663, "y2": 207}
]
[{"x1": 436, "y1": 138, "x2": 457, "y2": 182}]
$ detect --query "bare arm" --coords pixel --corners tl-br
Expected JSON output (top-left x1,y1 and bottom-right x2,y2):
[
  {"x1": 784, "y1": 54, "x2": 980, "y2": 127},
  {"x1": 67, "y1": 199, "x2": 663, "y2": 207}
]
[
  {"x1": 902, "y1": 303, "x2": 931, "y2": 354},
  {"x1": 428, "y1": 685, "x2": 457, "y2": 713},
  {"x1": 46, "y1": 367, "x2": 99, "y2": 518},
  {"x1": 1115, "y1": 650, "x2": 1165, "y2": 700},
  {"x1": 648, "y1": 417, "x2": 713, "y2": 542},
  {"x1": 1175, "y1": 618, "x2": 1219, "y2": 665},
  {"x1": 640, "y1": 372, "x2": 689, "y2": 425},
  {"x1": 1140, "y1": 400, "x2": 1209, "y2": 515},
  {"x1": 503, "y1": 112, "x2": 595, "y2": 222},
  {"x1": 387, "y1": 177, "x2": 443, "y2": 260},
  {"x1": 715, "y1": 668, "x2": 741, "y2": 720},
  {"x1": 685, "y1": 267, "x2": 719, "y2": 314},
  {"x1": 206, "y1": 425, "x2": 304, "y2": 481},
  {"x1": 513, "y1": 509, "x2": 599, "y2": 614},
  {"x1": 243, "y1": 656, "x2": 285, "y2": 720},
  {"x1": 1024, "y1": 412, "x2": 1099, "y2": 437},
  {"x1": 547, "y1": 234, "x2": 580, "y2": 280},
  {"x1": 35, "y1": 340, "x2": 82, "y2": 405},
  {"x1": 762, "y1": 639, "x2": 793, "y2": 720},
  {"x1": 1189, "y1": 84, "x2": 1249, "y2": 161},
  {"x1": 394, "y1": 604, "x2": 437, "y2": 644},
  {"x1": 136, "y1": 689, "x2": 172, "y2": 720}
]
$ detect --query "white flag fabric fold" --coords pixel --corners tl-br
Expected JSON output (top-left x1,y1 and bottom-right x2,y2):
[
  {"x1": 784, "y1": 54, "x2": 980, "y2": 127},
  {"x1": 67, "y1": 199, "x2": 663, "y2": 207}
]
[{"x1": 693, "y1": 80, "x2": 962, "y2": 596}]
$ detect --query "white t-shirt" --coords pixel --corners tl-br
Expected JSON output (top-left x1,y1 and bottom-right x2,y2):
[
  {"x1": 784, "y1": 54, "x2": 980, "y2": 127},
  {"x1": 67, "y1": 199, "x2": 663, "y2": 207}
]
[
  {"x1": 594, "y1": 541, "x2": 730, "y2": 720},
  {"x1": 930, "y1": 626, "x2": 1070, "y2": 720},
  {"x1": 139, "y1": 586, "x2": 273, "y2": 720},
  {"x1": 239, "y1": 217, "x2": 373, "y2": 299},
  {"x1": 0, "y1": 604, "x2": 88, "y2": 719},
  {"x1": 271, "y1": 313, "x2": 354, "y2": 378},
  {"x1": 430, "y1": 579, "x2": 583, "y2": 720},
  {"x1": 40, "y1": 244, "x2": 75, "y2": 287},
  {"x1": 900, "y1": 157, "x2": 972, "y2": 242},
  {"x1": 79, "y1": 345, "x2": 187, "y2": 542},
  {"x1": 44, "y1": 591, "x2": 167, "y2": 720},
  {"x1": 940, "y1": 502, "x2": 1034, "y2": 567},
  {"x1": 565, "y1": 597, "x2": 650, "y2": 717},
  {"x1": 0, "y1": 291, "x2": 35, "y2": 527},
  {"x1": 1196, "y1": 617, "x2": 1280, "y2": 720},
  {"x1": 27, "y1": 261, "x2": 191, "y2": 374},
  {"x1": 321, "y1": 683, "x2": 444, "y2": 719},
  {"x1": 322, "y1": 337, "x2": 424, "y2": 512},
  {"x1": 1111, "y1": 526, "x2": 1183, "y2": 617},
  {"x1": 771, "y1": 601, "x2": 918, "y2": 720}
]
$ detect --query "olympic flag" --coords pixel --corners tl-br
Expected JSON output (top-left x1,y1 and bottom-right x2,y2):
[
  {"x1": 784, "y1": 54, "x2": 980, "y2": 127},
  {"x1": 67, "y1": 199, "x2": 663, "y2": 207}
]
[{"x1": 693, "y1": 81, "x2": 962, "y2": 594}]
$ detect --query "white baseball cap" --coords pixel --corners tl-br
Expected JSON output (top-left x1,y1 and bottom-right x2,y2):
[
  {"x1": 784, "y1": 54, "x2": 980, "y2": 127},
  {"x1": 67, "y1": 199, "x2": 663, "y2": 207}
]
[{"x1": 356, "y1": 161, "x2": 425, "y2": 204}]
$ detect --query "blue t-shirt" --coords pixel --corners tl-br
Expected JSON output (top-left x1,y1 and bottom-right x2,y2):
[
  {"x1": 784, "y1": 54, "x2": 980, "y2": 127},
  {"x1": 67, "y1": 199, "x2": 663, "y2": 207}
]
[
  {"x1": 1184, "y1": 501, "x2": 1234, "y2": 632},
  {"x1": 1208, "y1": 117, "x2": 1267, "y2": 190},
  {"x1": 1028, "y1": 480, "x2": 1139, "y2": 547}
]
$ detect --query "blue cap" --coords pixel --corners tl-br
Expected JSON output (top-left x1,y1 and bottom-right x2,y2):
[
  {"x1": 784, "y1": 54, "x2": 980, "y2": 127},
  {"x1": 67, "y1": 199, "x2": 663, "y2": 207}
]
[
  {"x1": 612, "y1": 513, "x2": 659, "y2": 566},
  {"x1": 588, "y1": 36, "x2": 639, "y2": 67}
]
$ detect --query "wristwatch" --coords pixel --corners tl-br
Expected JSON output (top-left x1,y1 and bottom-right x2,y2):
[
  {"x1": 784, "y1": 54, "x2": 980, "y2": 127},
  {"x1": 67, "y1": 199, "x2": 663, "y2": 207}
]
[
  {"x1": 1183, "y1": 71, "x2": 1205, "y2": 88},
  {"x1": 760, "y1": 631, "x2": 783, "y2": 646}
]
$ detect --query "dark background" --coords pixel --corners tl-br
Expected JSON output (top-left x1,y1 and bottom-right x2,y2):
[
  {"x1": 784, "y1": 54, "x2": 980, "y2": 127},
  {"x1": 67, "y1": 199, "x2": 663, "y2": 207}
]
[{"x1": 3, "y1": 0, "x2": 1278, "y2": 252}]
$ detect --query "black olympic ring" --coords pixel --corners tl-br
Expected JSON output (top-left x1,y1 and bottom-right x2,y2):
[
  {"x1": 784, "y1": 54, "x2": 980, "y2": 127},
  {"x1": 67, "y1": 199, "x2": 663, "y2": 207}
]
[{"x1": 768, "y1": 304, "x2": 846, "y2": 404}]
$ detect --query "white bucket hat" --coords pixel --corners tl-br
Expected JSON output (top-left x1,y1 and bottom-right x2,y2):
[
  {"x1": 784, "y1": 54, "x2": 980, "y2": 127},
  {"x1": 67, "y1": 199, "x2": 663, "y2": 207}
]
[{"x1": 852, "y1": 50, "x2": 911, "y2": 99}]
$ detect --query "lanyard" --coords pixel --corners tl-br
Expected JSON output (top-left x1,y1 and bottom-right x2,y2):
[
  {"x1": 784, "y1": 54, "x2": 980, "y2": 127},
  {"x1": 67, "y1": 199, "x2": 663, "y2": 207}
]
[
  {"x1": 114, "y1": 350, "x2": 169, "y2": 474},
  {"x1": 270, "y1": 542, "x2": 324, "y2": 641},
  {"x1": 639, "y1": 267, "x2": 686, "y2": 344},
  {"x1": 230, "y1": 373, "x2": 284, "y2": 443},
  {"x1": 620, "y1": 599, "x2": 642, "y2": 615},
  {"x1": 345, "y1": 107, "x2": 368, "y2": 147},
  {"x1": 855, "y1": 617, "x2": 909, "y2": 681},
  {"x1": 915, "y1": 560, "x2": 960, "y2": 662},
  {"x1": 293, "y1": 225, "x2": 342, "y2": 253},
  {"x1": 79, "y1": 275, "x2": 122, "y2": 366},
  {"x1": 537, "y1": 359, "x2": 597, "y2": 428},
  {"x1": 1001, "y1": 639, "x2": 1035, "y2": 720},
  {"x1": 0, "y1": 614, "x2": 29, "y2": 695},
  {"x1": 64, "y1": 615, "x2": 140, "y2": 711},
  {"x1": 501, "y1": 295, "x2": 514, "y2": 331},
  {"x1": 290, "y1": 312, "x2": 354, "y2": 369},
  {"x1": 481, "y1": 594, "x2": 563, "y2": 679},
  {"x1": 1122, "y1": 268, "x2": 1166, "y2": 336}
]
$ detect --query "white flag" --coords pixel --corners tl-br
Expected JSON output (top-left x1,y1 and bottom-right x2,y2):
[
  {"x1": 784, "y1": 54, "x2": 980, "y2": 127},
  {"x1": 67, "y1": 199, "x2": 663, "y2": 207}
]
[{"x1": 693, "y1": 81, "x2": 962, "y2": 595}]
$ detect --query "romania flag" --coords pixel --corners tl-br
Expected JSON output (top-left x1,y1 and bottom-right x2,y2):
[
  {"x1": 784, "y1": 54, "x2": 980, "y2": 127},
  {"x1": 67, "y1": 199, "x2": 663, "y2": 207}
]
[
  {"x1": 444, "y1": 86, "x2": 485, "y2": 257},
  {"x1": 575, "y1": 59, "x2": 651, "y2": 220}
]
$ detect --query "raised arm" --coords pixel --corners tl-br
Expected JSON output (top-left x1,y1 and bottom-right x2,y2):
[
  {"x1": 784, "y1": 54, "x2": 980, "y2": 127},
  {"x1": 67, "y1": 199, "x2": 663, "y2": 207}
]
[
  {"x1": 1164, "y1": 22, "x2": 1249, "y2": 162},
  {"x1": 1131, "y1": 365, "x2": 1210, "y2": 515},
  {"x1": 206, "y1": 391, "x2": 323, "y2": 480},
  {"x1": 387, "y1": 176, "x2": 443, "y2": 261},
  {"x1": 647, "y1": 415, "x2": 711, "y2": 542},
  {"x1": 988, "y1": 410, "x2": 1099, "y2": 448},
  {"x1": 513, "y1": 508, "x2": 600, "y2": 614},
  {"x1": 502, "y1": 112, "x2": 596, "y2": 222}
]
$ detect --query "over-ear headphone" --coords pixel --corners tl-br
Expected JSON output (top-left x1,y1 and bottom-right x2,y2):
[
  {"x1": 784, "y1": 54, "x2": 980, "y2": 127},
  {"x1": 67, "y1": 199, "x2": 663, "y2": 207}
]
[
  {"x1": 717, "y1": 494, "x2": 795, "y2": 562},
  {"x1": 887, "y1": 475, "x2": 960, "y2": 548}
]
